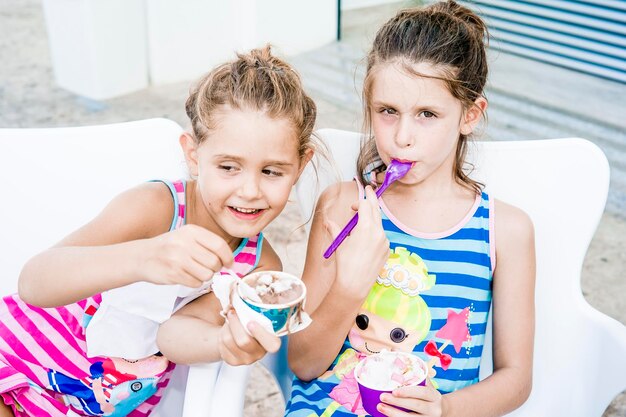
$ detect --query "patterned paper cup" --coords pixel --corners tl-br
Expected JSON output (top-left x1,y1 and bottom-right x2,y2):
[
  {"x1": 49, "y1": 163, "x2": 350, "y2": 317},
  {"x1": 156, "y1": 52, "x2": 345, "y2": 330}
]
[
  {"x1": 354, "y1": 351, "x2": 427, "y2": 417},
  {"x1": 237, "y1": 271, "x2": 306, "y2": 335}
]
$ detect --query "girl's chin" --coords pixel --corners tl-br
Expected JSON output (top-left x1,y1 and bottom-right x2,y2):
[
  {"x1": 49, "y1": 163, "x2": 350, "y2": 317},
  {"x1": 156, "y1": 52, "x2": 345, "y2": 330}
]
[
  {"x1": 225, "y1": 227, "x2": 264, "y2": 240},
  {"x1": 222, "y1": 220, "x2": 268, "y2": 239}
]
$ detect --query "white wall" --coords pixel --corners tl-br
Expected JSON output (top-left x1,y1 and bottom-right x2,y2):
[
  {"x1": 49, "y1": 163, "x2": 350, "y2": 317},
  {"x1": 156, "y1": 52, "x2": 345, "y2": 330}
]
[
  {"x1": 342, "y1": 0, "x2": 403, "y2": 11},
  {"x1": 146, "y1": 0, "x2": 338, "y2": 85}
]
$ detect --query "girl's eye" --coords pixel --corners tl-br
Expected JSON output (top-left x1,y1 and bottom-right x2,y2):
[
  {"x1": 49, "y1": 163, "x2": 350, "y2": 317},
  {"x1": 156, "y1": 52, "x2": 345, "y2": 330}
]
[
  {"x1": 381, "y1": 108, "x2": 397, "y2": 115},
  {"x1": 390, "y1": 327, "x2": 407, "y2": 343},
  {"x1": 262, "y1": 168, "x2": 283, "y2": 177},
  {"x1": 420, "y1": 110, "x2": 436, "y2": 118},
  {"x1": 356, "y1": 314, "x2": 369, "y2": 330},
  {"x1": 218, "y1": 165, "x2": 237, "y2": 172}
]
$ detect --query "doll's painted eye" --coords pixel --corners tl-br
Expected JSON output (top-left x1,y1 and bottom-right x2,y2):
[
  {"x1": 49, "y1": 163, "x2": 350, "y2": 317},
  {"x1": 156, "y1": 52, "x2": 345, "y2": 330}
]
[
  {"x1": 390, "y1": 327, "x2": 407, "y2": 343},
  {"x1": 356, "y1": 314, "x2": 369, "y2": 330}
]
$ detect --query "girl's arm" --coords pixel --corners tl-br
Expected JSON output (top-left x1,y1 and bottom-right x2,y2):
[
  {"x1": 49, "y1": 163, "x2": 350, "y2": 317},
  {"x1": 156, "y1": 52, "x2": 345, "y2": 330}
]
[
  {"x1": 380, "y1": 200, "x2": 536, "y2": 417},
  {"x1": 156, "y1": 238, "x2": 282, "y2": 365},
  {"x1": 19, "y1": 182, "x2": 233, "y2": 307},
  {"x1": 288, "y1": 183, "x2": 390, "y2": 381}
]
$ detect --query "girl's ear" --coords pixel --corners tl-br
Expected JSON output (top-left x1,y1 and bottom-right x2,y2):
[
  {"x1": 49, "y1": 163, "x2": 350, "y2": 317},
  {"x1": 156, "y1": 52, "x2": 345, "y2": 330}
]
[
  {"x1": 294, "y1": 147, "x2": 314, "y2": 183},
  {"x1": 460, "y1": 96, "x2": 488, "y2": 135},
  {"x1": 180, "y1": 132, "x2": 199, "y2": 177}
]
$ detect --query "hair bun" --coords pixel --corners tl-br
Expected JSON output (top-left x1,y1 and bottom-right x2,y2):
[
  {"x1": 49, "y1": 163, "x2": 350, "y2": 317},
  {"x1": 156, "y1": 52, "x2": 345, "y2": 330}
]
[
  {"x1": 431, "y1": 0, "x2": 488, "y2": 44},
  {"x1": 240, "y1": 45, "x2": 286, "y2": 73}
]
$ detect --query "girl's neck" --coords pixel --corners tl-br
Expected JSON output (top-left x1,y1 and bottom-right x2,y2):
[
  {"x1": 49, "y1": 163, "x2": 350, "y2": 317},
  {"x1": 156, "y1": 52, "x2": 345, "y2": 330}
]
[
  {"x1": 379, "y1": 166, "x2": 466, "y2": 201},
  {"x1": 185, "y1": 180, "x2": 243, "y2": 252},
  {"x1": 380, "y1": 175, "x2": 478, "y2": 235}
]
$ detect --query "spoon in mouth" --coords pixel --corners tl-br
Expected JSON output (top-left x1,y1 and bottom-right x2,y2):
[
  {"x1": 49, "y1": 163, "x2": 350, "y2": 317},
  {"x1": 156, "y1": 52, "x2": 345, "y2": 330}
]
[{"x1": 323, "y1": 159, "x2": 413, "y2": 259}]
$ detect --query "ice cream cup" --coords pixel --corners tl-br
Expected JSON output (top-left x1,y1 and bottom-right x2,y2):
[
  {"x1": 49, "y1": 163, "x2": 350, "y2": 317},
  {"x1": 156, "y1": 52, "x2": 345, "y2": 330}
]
[
  {"x1": 354, "y1": 351, "x2": 427, "y2": 417},
  {"x1": 237, "y1": 271, "x2": 306, "y2": 335}
]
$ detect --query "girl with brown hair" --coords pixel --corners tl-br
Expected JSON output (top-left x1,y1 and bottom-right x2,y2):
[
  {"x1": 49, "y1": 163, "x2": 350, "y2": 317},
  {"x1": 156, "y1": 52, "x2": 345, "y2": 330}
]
[{"x1": 287, "y1": 2, "x2": 535, "y2": 416}]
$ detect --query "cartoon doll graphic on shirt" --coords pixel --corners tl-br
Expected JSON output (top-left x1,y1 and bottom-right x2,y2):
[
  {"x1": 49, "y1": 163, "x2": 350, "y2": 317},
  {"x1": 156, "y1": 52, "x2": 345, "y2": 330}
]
[
  {"x1": 40, "y1": 302, "x2": 169, "y2": 416},
  {"x1": 323, "y1": 247, "x2": 436, "y2": 413},
  {"x1": 47, "y1": 355, "x2": 169, "y2": 416}
]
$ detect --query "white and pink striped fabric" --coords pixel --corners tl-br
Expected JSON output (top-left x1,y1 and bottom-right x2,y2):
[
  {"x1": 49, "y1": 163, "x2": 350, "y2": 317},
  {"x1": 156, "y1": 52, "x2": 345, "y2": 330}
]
[{"x1": 0, "y1": 180, "x2": 263, "y2": 416}]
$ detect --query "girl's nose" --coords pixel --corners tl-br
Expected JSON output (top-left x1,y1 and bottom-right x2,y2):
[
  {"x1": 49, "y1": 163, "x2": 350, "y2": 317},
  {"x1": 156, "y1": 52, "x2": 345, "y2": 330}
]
[
  {"x1": 394, "y1": 117, "x2": 415, "y2": 148},
  {"x1": 238, "y1": 174, "x2": 263, "y2": 200}
]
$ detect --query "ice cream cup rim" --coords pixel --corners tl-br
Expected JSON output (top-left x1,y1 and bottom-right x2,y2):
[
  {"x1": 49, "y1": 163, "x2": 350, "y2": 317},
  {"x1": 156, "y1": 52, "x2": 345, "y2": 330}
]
[
  {"x1": 238, "y1": 270, "x2": 306, "y2": 309},
  {"x1": 354, "y1": 350, "x2": 427, "y2": 390}
]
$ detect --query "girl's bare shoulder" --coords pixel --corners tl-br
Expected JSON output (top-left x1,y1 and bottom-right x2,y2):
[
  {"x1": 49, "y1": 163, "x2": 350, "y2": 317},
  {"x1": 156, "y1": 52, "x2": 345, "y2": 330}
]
[
  {"x1": 255, "y1": 237, "x2": 282, "y2": 272},
  {"x1": 55, "y1": 181, "x2": 177, "y2": 247},
  {"x1": 128, "y1": 181, "x2": 180, "y2": 235},
  {"x1": 95, "y1": 182, "x2": 176, "y2": 236},
  {"x1": 493, "y1": 199, "x2": 535, "y2": 250}
]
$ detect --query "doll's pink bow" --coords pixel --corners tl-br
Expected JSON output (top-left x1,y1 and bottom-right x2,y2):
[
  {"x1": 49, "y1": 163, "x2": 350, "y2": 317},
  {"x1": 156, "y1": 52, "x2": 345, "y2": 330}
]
[{"x1": 424, "y1": 340, "x2": 452, "y2": 370}]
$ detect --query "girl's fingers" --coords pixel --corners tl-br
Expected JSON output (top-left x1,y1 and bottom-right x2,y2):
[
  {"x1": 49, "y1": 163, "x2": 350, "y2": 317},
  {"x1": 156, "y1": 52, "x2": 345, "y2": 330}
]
[
  {"x1": 376, "y1": 403, "x2": 412, "y2": 417},
  {"x1": 227, "y1": 312, "x2": 281, "y2": 355},
  {"x1": 225, "y1": 311, "x2": 256, "y2": 349},
  {"x1": 176, "y1": 270, "x2": 206, "y2": 288},
  {"x1": 219, "y1": 348, "x2": 239, "y2": 365},
  {"x1": 379, "y1": 394, "x2": 426, "y2": 415},
  {"x1": 357, "y1": 186, "x2": 385, "y2": 239},
  {"x1": 194, "y1": 230, "x2": 234, "y2": 268},
  {"x1": 164, "y1": 258, "x2": 206, "y2": 287},
  {"x1": 219, "y1": 323, "x2": 241, "y2": 357},
  {"x1": 219, "y1": 326, "x2": 252, "y2": 365},
  {"x1": 393, "y1": 385, "x2": 441, "y2": 402},
  {"x1": 379, "y1": 386, "x2": 443, "y2": 416},
  {"x1": 363, "y1": 185, "x2": 382, "y2": 219},
  {"x1": 246, "y1": 321, "x2": 281, "y2": 353},
  {"x1": 324, "y1": 219, "x2": 341, "y2": 240},
  {"x1": 177, "y1": 250, "x2": 211, "y2": 277},
  {"x1": 188, "y1": 248, "x2": 224, "y2": 279}
]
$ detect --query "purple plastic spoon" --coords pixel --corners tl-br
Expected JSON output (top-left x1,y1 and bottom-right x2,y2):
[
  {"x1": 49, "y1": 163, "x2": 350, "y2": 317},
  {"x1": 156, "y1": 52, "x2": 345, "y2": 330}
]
[{"x1": 323, "y1": 159, "x2": 413, "y2": 259}]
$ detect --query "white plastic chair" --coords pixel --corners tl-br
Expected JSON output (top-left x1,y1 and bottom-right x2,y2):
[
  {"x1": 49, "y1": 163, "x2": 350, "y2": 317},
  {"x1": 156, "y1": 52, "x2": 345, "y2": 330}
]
[
  {"x1": 0, "y1": 118, "x2": 253, "y2": 417},
  {"x1": 295, "y1": 128, "x2": 626, "y2": 417},
  {"x1": 2, "y1": 121, "x2": 624, "y2": 417}
]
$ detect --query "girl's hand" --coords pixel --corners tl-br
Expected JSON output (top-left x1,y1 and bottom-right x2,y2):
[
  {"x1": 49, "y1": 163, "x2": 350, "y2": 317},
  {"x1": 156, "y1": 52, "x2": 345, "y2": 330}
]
[
  {"x1": 141, "y1": 224, "x2": 234, "y2": 287},
  {"x1": 327, "y1": 185, "x2": 389, "y2": 299},
  {"x1": 218, "y1": 310, "x2": 281, "y2": 366},
  {"x1": 378, "y1": 385, "x2": 443, "y2": 417}
]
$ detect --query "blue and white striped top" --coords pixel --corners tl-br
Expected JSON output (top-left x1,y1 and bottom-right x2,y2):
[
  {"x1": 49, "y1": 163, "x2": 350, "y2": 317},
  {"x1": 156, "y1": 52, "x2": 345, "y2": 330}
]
[{"x1": 285, "y1": 186, "x2": 495, "y2": 417}]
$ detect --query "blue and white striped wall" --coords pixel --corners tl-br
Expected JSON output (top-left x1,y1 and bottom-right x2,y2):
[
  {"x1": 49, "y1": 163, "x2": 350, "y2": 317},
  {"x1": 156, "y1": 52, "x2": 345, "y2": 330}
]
[{"x1": 459, "y1": 0, "x2": 626, "y2": 84}]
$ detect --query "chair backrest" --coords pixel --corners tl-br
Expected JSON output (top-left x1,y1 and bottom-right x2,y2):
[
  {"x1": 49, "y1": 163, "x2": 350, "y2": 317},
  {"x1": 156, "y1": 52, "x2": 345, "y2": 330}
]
[
  {"x1": 296, "y1": 128, "x2": 626, "y2": 417},
  {"x1": 0, "y1": 118, "x2": 188, "y2": 292},
  {"x1": 0, "y1": 118, "x2": 191, "y2": 416}
]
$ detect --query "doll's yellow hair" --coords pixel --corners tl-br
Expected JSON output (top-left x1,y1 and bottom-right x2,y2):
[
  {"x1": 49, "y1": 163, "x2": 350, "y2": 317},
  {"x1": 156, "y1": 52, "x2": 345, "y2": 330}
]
[{"x1": 361, "y1": 247, "x2": 436, "y2": 342}]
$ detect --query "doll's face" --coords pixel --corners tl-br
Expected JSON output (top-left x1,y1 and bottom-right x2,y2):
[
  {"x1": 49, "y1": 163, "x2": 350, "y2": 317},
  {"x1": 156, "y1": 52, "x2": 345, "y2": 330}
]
[{"x1": 348, "y1": 309, "x2": 423, "y2": 354}]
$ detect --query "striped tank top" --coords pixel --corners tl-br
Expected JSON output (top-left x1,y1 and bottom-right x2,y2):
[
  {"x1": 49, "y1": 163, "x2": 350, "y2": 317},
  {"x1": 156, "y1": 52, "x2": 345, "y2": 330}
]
[
  {"x1": 0, "y1": 180, "x2": 263, "y2": 417},
  {"x1": 286, "y1": 185, "x2": 494, "y2": 417}
]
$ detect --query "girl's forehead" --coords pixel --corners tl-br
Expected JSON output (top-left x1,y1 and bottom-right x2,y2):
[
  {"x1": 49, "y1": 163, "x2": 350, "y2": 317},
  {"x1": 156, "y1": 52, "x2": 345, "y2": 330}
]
[
  {"x1": 201, "y1": 109, "x2": 300, "y2": 162},
  {"x1": 370, "y1": 62, "x2": 456, "y2": 104}
]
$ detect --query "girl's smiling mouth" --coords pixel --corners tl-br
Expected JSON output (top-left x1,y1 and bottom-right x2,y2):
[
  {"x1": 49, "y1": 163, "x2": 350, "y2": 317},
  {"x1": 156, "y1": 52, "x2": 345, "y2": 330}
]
[{"x1": 228, "y1": 206, "x2": 265, "y2": 219}]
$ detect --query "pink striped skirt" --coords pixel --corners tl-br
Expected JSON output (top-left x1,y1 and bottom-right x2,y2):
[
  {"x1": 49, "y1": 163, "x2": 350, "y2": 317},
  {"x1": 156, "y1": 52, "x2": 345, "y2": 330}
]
[{"x1": 0, "y1": 294, "x2": 173, "y2": 416}]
